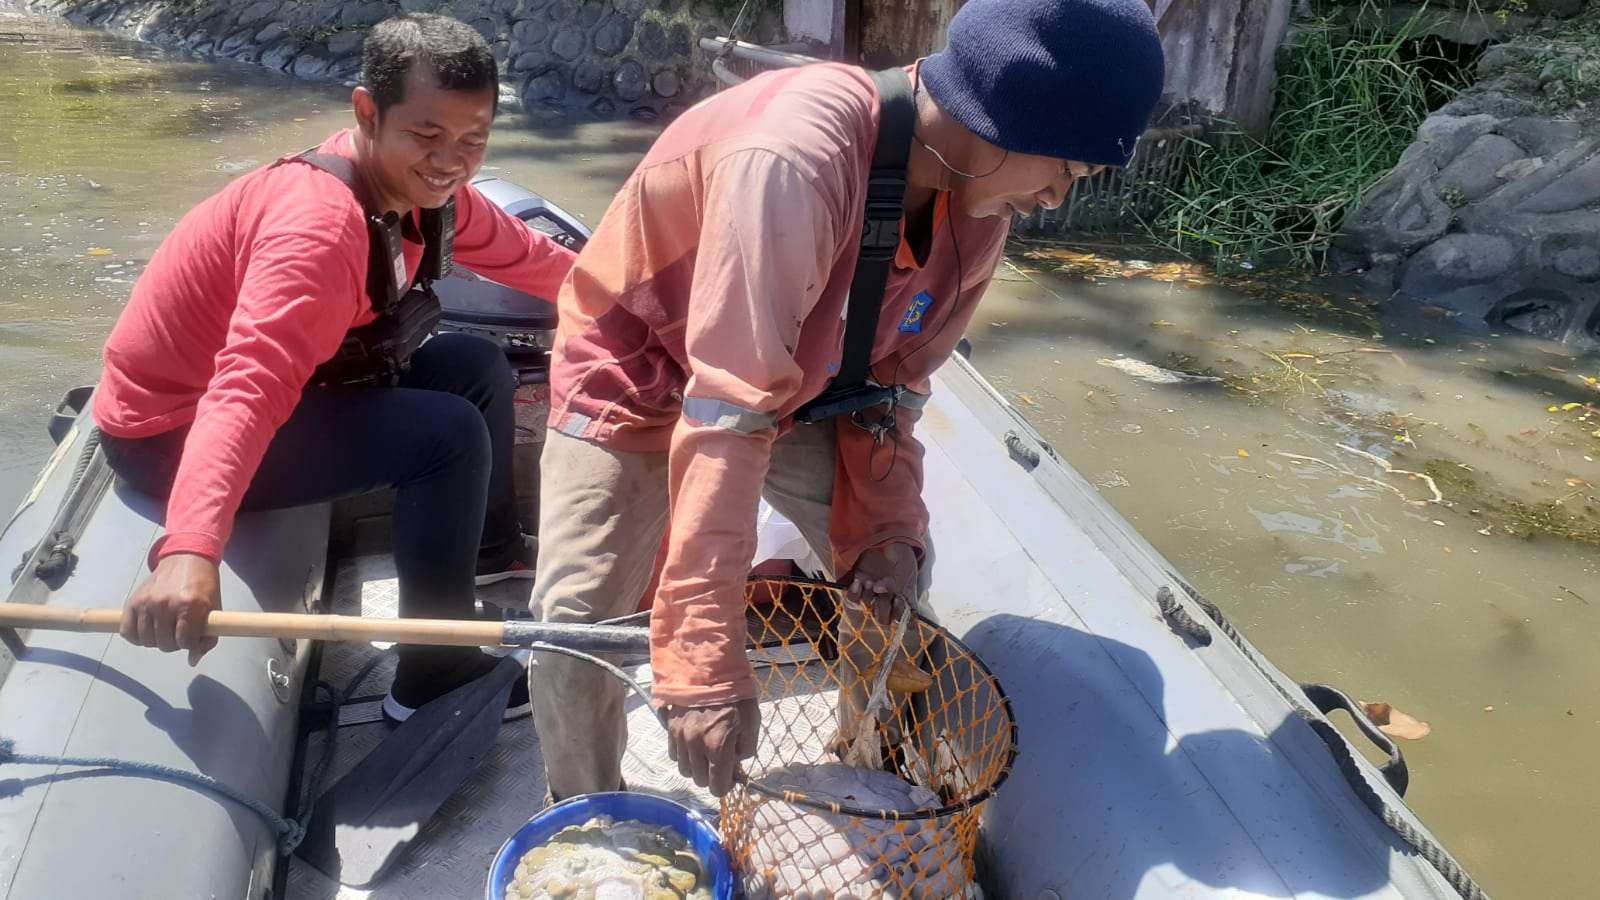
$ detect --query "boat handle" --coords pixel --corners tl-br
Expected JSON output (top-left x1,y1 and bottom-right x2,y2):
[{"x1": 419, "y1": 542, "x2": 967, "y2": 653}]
[
  {"x1": 1299, "y1": 682, "x2": 1410, "y2": 797},
  {"x1": 48, "y1": 386, "x2": 94, "y2": 446}
]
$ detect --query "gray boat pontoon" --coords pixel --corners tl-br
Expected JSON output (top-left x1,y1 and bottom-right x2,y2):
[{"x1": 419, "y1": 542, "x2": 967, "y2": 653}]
[{"x1": 0, "y1": 178, "x2": 1483, "y2": 900}]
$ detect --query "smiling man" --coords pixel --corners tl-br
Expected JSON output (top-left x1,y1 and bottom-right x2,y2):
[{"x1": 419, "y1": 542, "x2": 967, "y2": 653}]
[
  {"x1": 528, "y1": 0, "x2": 1166, "y2": 800},
  {"x1": 94, "y1": 14, "x2": 575, "y2": 719}
]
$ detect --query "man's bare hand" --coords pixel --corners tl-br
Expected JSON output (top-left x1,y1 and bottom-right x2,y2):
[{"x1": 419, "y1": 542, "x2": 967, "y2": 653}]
[
  {"x1": 665, "y1": 698, "x2": 760, "y2": 797},
  {"x1": 847, "y1": 541, "x2": 920, "y2": 624},
  {"x1": 121, "y1": 553, "x2": 221, "y2": 666}
]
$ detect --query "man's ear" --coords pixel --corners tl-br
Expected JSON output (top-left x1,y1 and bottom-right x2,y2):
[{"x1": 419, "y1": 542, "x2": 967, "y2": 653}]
[{"x1": 352, "y1": 86, "x2": 379, "y2": 138}]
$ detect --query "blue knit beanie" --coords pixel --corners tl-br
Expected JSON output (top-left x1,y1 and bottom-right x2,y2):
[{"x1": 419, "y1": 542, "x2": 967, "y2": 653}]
[{"x1": 921, "y1": 0, "x2": 1165, "y2": 168}]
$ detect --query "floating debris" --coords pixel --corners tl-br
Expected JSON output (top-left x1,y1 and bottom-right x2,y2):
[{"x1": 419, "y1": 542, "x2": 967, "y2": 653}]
[
  {"x1": 1276, "y1": 444, "x2": 1444, "y2": 507},
  {"x1": 1096, "y1": 357, "x2": 1222, "y2": 386},
  {"x1": 1359, "y1": 701, "x2": 1432, "y2": 740},
  {"x1": 1017, "y1": 244, "x2": 1215, "y2": 287}
]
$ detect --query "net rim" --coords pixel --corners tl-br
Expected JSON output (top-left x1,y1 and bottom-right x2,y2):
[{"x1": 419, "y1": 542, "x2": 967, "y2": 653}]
[{"x1": 732, "y1": 576, "x2": 1019, "y2": 822}]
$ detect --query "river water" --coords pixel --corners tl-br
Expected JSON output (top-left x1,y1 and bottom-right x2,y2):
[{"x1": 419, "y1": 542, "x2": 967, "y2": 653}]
[{"x1": 2, "y1": 9, "x2": 1594, "y2": 897}]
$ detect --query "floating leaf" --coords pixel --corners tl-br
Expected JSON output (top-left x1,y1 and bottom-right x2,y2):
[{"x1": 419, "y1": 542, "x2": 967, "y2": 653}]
[
  {"x1": 1547, "y1": 405, "x2": 1561, "y2": 413},
  {"x1": 1150, "y1": 319, "x2": 1176, "y2": 327},
  {"x1": 1236, "y1": 449, "x2": 1250, "y2": 459},
  {"x1": 1520, "y1": 427, "x2": 1540, "y2": 436},
  {"x1": 1483, "y1": 705, "x2": 1496, "y2": 713},
  {"x1": 86, "y1": 247, "x2": 112, "y2": 256},
  {"x1": 1016, "y1": 393, "x2": 1037, "y2": 407},
  {"x1": 1562, "y1": 402, "x2": 1583, "y2": 411},
  {"x1": 1361, "y1": 702, "x2": 1431, "y2": 740}
]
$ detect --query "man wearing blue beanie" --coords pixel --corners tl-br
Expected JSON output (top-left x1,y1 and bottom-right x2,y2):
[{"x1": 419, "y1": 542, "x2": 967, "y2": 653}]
[{"x1": 528, "y1": 0, "x2": 1166, "y2": 802}]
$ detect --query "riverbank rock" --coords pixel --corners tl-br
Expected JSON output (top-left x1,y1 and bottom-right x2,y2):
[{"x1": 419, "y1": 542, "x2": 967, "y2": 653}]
[
  {"x1": 21, "y1": 0, "x2": 737, "y2": 119},
  {"x1": 1332, "y1": 8, "x2": 1600, "y2": 351}
]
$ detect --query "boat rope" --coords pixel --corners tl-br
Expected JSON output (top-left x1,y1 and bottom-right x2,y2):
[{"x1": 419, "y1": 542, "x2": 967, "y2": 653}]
[
  {"x1": 0, "y1": 736, "x2": 308, "y2": 854},
  {"x1": 1163, "y1": 579, "x2": 1490, "y2": 900},
  {"x1": 1154, "y1": 585, "x2": 1211, "y2": 646},
  {"x1": 294, "y1": 651, "x2": 391, "y2": 834},
  {"x1": 62, "y1": 426, "x2": 101, "y2": 505},
  {"x1": 10, "y1": 427, "x2": 103, "y2": 588}
]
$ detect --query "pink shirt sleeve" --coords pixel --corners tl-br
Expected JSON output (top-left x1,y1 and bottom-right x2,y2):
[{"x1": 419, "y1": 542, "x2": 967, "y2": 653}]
[
  {"x1": 156, "y1": 186, "x2": 368, "y2": 564},
  {"x1": 649, "y1": 149, "x2": 838, "y2": 708},
  {"x1": 450, "y1": 183, "x2": 578, "y2": 299},
  {"x1": 155, "y1": 180, "x2": 577, "y2": 566}
]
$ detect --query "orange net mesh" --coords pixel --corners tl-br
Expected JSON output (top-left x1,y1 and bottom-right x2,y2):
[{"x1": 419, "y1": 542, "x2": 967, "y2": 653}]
[{"x1": 722, "y1": 577, "x2": 1016, "y2": 898}]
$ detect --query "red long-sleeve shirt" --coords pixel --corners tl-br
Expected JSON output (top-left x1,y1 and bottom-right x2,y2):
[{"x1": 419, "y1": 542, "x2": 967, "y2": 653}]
[{"x1": 93, "y1": 130, "x2": 576, "y2": 564}]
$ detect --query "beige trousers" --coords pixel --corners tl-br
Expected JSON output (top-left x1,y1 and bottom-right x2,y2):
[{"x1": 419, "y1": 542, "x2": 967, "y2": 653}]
[{"x1": 526, "y1": 421, "x2": 933, "y2": 799}]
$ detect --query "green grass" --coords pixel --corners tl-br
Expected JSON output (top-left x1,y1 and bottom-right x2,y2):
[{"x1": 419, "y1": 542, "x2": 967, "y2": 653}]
[{"x1": 1144, "y1": 5, "x2": 1471, "y2": 270}]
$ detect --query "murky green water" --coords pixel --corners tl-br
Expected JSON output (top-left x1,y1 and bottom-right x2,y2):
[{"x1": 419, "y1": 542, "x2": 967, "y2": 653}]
[
  {"x1": 968, "y1": 249, "x2": 1599, "y2": 898},
  {"x1": 2, "y1": 9, "x2": 1594, "y2": 897}
]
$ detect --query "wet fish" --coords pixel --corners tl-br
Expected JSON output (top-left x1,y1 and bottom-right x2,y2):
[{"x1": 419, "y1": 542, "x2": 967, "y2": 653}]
[
  {"x1": 742, "y1": 763, "x2": 982, "y2": 900},
  {"x1": 508, "y1": 816, "x2": 712, "y2": 900}
]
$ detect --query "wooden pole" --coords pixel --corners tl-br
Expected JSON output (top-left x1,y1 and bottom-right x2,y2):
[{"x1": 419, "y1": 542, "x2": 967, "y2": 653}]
[{"x1": 0, "y1": 603, "x2": 653, "y2": 653}]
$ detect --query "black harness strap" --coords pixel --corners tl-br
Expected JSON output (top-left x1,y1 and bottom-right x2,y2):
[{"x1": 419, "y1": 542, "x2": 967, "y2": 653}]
[
  {"x1": 281, "y1": 149, "x2": 455, "y2": 386},
  {"x1": 793, "y1": 67, "x2": 917, "y2": 425}
]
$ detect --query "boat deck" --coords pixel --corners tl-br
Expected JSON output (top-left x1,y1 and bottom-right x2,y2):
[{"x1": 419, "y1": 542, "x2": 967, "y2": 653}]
[
  {"x1": 1, "y1": 358, "x2": 1476, "y2": 900},
  {"x1": 284, "y1": 555, "x2": 726, "y2": 900}
]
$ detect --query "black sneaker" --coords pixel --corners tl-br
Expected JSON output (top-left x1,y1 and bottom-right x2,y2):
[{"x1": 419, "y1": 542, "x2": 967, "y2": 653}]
[
  {"x1": 475, "y1": 533, "x2": 537, "y2": 586},
  {"x1": 381, "y1": 651, "x2": 533, "y2": 724}
]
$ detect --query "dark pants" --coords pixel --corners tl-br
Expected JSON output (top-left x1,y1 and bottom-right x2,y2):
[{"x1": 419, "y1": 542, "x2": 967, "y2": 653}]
[{"x1": 102, "y1": 333, "x2": 519, "y2": 683}]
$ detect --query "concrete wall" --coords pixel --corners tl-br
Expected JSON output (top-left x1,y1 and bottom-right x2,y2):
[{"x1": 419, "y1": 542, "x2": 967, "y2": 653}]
[
  {"x1": 783, "y1": 0, "x2": 840, "y2": 52},
  {"x1": 22, "y1": 0, "x2": 757, "y2": 118}
]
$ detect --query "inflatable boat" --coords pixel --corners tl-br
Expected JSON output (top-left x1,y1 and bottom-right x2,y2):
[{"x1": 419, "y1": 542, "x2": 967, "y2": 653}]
[{"x1": 0, "y1": 178, "x2": 1484, "y2": 899}]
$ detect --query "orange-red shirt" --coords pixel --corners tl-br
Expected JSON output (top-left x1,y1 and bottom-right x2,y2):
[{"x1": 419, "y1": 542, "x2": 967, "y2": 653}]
[{"x1": 548, "y1": 64, "x2": 1010, "y2": 707}]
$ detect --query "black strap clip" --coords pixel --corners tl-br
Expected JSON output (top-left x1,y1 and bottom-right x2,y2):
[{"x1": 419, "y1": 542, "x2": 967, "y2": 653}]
[
  {"x1": 793, "y1": 382, "x2": 904, "y2": 431},
  {"x1": 859, "y1": 173, "x2": 907, "y2": 260}
]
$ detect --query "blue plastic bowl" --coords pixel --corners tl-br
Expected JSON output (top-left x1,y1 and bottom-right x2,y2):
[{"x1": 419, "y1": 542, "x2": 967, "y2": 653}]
[{"x1": 485, "y1": 792, "x2": 735, "y2": 900}]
